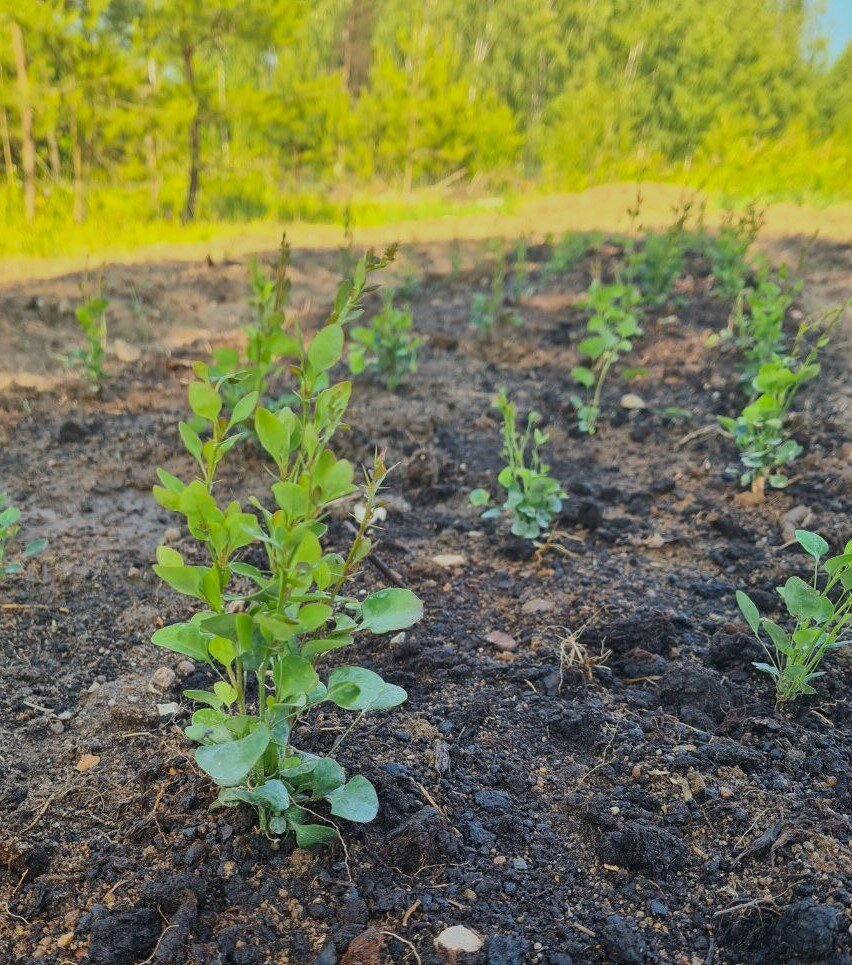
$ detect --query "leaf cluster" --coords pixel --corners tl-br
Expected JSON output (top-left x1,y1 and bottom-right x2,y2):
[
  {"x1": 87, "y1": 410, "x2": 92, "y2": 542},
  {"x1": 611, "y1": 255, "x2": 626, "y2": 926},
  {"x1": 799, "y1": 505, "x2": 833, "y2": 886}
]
[
  {"x1": 347, "y1": 292, "x2": 422, "y2": 390},
  {"x1": 151, "y1": 246, "x2": 422, "y2": 843},
  {"x1": 470, "y1": 390, "x2": 565, "y2": 540},
  {"x1": 737, "y1": 530, "x2": 852, "y2": 703},
  {"x1": 719, "y1": 308, "x2": 841, "y2": 490},
  {"x1": 0, "y1": 493, "x2": 47, "y2": 579},
  {"x1": 570, "y1": 279, "x2": 644, "y2": 434},
  {"x1": 64, "y1": 296, "x2": 108, "y2": 387}
]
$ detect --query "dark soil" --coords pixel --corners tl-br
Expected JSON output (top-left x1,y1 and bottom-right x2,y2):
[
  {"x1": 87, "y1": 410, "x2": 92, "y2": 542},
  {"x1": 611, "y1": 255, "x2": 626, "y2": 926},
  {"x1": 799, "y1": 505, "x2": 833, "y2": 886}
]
[{"x1": 1, "y1": 240, "x2": 851, "y2": 964}]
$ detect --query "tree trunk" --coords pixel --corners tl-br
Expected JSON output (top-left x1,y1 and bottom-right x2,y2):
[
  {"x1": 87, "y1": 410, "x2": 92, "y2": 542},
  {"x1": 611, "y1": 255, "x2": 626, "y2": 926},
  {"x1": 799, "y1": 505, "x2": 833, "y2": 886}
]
[
  {"x1": 181, "y1": 45, "x2": 200, "y2": 224},
  {"x1": 71, "y1": 107, "x2": 86, "y2": 223},
  {"x1": 0, "y1": 104, "x2": 14, "y2": 188},
  {"x1": 145, "y1": 132, "x2": 160, "y2": 209},
  {"x1": 10, "y1": 20, "x2": 35, "y2": 222},
  {"x1": 47, "y1": 128, "x2": 61, "y2": 180}
]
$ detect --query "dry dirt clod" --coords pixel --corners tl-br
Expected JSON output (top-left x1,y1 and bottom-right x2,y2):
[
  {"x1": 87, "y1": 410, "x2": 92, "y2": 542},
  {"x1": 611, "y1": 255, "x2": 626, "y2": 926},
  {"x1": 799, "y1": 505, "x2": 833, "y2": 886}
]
[
  {"x1": 435, "y1": 925, "x2": 484, "y2": 961},
  {"x1": 432, "y1": 553, "x2": 466, "y2": 567},
  {"x1": 620, "y1": 393, "x2": 647, "y2": 410},
  {"x1": 486, "y1": 629, "x2": 517, "y2": 652}
]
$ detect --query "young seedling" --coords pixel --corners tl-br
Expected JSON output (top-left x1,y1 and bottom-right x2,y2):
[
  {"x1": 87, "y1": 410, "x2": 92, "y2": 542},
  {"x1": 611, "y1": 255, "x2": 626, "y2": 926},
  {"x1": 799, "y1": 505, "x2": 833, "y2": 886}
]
[
  {"x1": 151, "y1": 248, "x2": 422, "y2": 845},
  {"x1": 470, "y1": 390, "x2": 565, "y2": 540},
  {"x1": 719, "y1": 308, "x2": 840, "y2": 494},
  {"x1": 347, "y1": 293, "x2": 422, "y2": 389},
  {"x1": 729, "y1": 262, "x2": 803, "y2": 377},
  {"x1": 394, "y1": 257, "x2": 420, "y2": 299},
  {"x1": 65, "y1": 295, "x2": 108, "y2": 386},
  {"x1": 0, "y1": 493, "x2": 46, "y2": 579},
  {"x1": 506, "y1": 236, "x2": 532, "y2": 301},
  {"x1": 211, "y1": 242, "x2": 295, "y2": 413},
  {"x1": 626, "y1": 199, "x2": 696, "y2": 304},
  {"x1": 571, "y1": 279, "x2": 644, "y2": 434},
  {"x1": 470, "y1": 245, "x2": 521, "y2": 333},
  {"x1": 545, "y1": 231, "x2": 602, "y2": 276},
  {"x1": 737, "y1": 530, "x2": 852, "y2": 704},
  {"x1": 708, "y1": 205, "x2": 764, "y2": 299}
]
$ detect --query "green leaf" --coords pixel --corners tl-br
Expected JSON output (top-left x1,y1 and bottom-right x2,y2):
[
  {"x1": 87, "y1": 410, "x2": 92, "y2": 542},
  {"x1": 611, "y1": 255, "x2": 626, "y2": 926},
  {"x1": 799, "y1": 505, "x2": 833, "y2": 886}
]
[
  {"x1": 571, "y1": 366, "x2": 596, "y2": 387},
  {"x1": 763, "y1": 620, "x2": 792, "y2": 655},
  {"x1": 292, "y1": 822, "x2": 339, "y2": 848},
  {"x1": 327, "y1": 666, "x2": 407, "y2": 710},
  {"x1": 23, "y1": 538, "x2": 47, "y2": 557},
  {"x1": 308, "y1": 325, "x2": 344, "y2": 373},
  {"x1": 779, "y1": 577, "x2": 834, "y2": 625},
  {"x1": 255, "y1": 407, "x2": 290, "y2": 463},
  {"x1": 325, "y1": 775, "x2": 378, "y2": 823},
  {"x1": 469, "y1": 488, "x2": 490, "y2": 507},
  {"x1": 736, "y1": 591, "x2": 761, "y2": 635},
  {"x1": 195, "y1": 724, "x2": 270, "y2": 787},
  {"x1": 309, "y1": 757, "x2": 346, "y2": 796},
  {"x1": 178, "y1": 422, "x2": 203, "y2": 461},
  {"x1": 188, "y1": 381, "x2": 222, "y2": 421},
  {"x1": 229, "y1": 391, "x2": 259, "y2": 426},
  {"x1": 795, "y1": 530, "x2": 829, "y2": 560},
  {"x1": 273, "y1": 654, "x2": 319, "y2": 701},
  {"x1": 578, "y1": 335, "x2": 607, "y2": 360},
  {"x1": 152, "y1": 623, "x2": 209, "y2": 661},
  {"x1": 359, "y1": 588, "x2": 423, "y2": 634},
  {"x1": 183, "y1": 689, "x2": 224, "y2": 710},
  {"x1": 217, "y1": 779, "x2": 290, "y2": 813}
]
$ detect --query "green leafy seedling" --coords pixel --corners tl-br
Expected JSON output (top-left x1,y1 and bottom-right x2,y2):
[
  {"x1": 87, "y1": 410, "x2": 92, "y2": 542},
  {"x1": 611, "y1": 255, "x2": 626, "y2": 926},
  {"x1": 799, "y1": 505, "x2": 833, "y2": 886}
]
[
  {"x1": 210, "y1": 239, "x2": 297, "y2": 415},
  {"x1": 708, "y1": 204, "x2": 763, "y2": 300},
  {"x1": 470, "y1": 245, "x2": 521, "y2": 333},
  {"x1": 64, "y1": 295, "x2": 108, "y2": 386},
  {"x1": 470, "y1": 390, "x2": 565, "y2": 540},
  {"x1": 0, "y1": 492, "x2": 47, "y2": 578},
  {"x1": 719, "y1": 307, "x2": 841, "y2": 494},
  {"x1": 348, "y1": 292, "x2": 422, "y2": 389},
  {"x1": 152, "y1": 246, "x2": 422, "y2": 845},
  {"x1": 570, "y1": 279, "x2": 643, "y2": 434},
  {"x1": 737, "y1": 530, "x2": 852, "y2": 704}
]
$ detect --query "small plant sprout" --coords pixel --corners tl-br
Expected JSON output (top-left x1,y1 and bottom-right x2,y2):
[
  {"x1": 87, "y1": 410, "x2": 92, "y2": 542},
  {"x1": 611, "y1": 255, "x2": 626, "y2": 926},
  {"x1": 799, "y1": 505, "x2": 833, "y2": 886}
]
[
  {"x1": 470, "y1": 390, "x2": 565, "y2": 540},
  {"x1": 506, "y1": 236, "x2": 532, "y2": 301},
  {"x1": 714, "y1": 261, "x2": 803, "y2": 377},
  {"x1": 737, "y1": 530, "x2": 852, "y2": 704},
  {"x1": 571, "y1": 278, "x2": 644, "y2": 434},
  {"x1": 626, "y1": 199, "x2": 695, "y2": 304},
  {"x1": 719, "y1": 308, "x2": 841, "y2": 494},
  {"x1": 709, "y1": 204, "x2": 764, "y2": 299},
  {"x1": 211, "y1": 241, "x2": 295, "y2": 413},
  {"x1": 151, "y1": 247, "x2": 422, "y2": 845},
  {"x1": 0, "y1": 493, "x2": 46, "y2": 579},
  {"x1": 65, "y1": 295, "x2": 108, "y2": 386},
  {"x1": 545, "y1": 231, "x2": 602, "y2": 276},
  {"x1": 470, "y1": 245, "x2": 521, "y2": 333},
  {"x1": 347, "y1": 292, "x2": 422, "y2": 390}
]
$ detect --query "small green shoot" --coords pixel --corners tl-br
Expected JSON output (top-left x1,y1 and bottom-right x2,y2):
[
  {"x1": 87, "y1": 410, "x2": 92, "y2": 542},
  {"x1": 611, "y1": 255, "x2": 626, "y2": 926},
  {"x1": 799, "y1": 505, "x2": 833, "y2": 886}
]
[
  {"x1": 0, "y1": 493, "x2": 46, "y2": 579},
  {"x1": 737, "y1": 530, "x2": 851, "y2": 704},
  {"x1": 211, "y1": 241, "x2": 295, "y2": 413},
  {"x1": 719, "y1": 309, "x2": 840, "y2": 493},
  {"x1": 470, "y1": 390, "x2": 565, "y2": 540},
  {"x1": 471, "y1": 245, "x2": 521, "y2": 332},
  {"x1": 65, "y1": 295, "x2": 108, "y2": 386},
  {"x1": 571, "y1": 279, "x2": 643, "y2": 434},
  {"x1": 708, "y1": 204, "x2": 764, "y2": 299},
  {"x1": 545, "y1": 231, "x2": 602, "y2": 276},
  {"x1": 348, "y1": 293, "x2": 422, "y2": 389}
]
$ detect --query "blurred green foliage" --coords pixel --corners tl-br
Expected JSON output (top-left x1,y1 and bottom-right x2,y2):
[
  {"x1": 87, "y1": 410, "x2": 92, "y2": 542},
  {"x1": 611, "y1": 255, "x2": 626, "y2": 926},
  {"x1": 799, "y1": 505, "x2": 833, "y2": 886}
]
[{"x1": 0, "y1": 0, "x2": 849, "y2": 254}]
